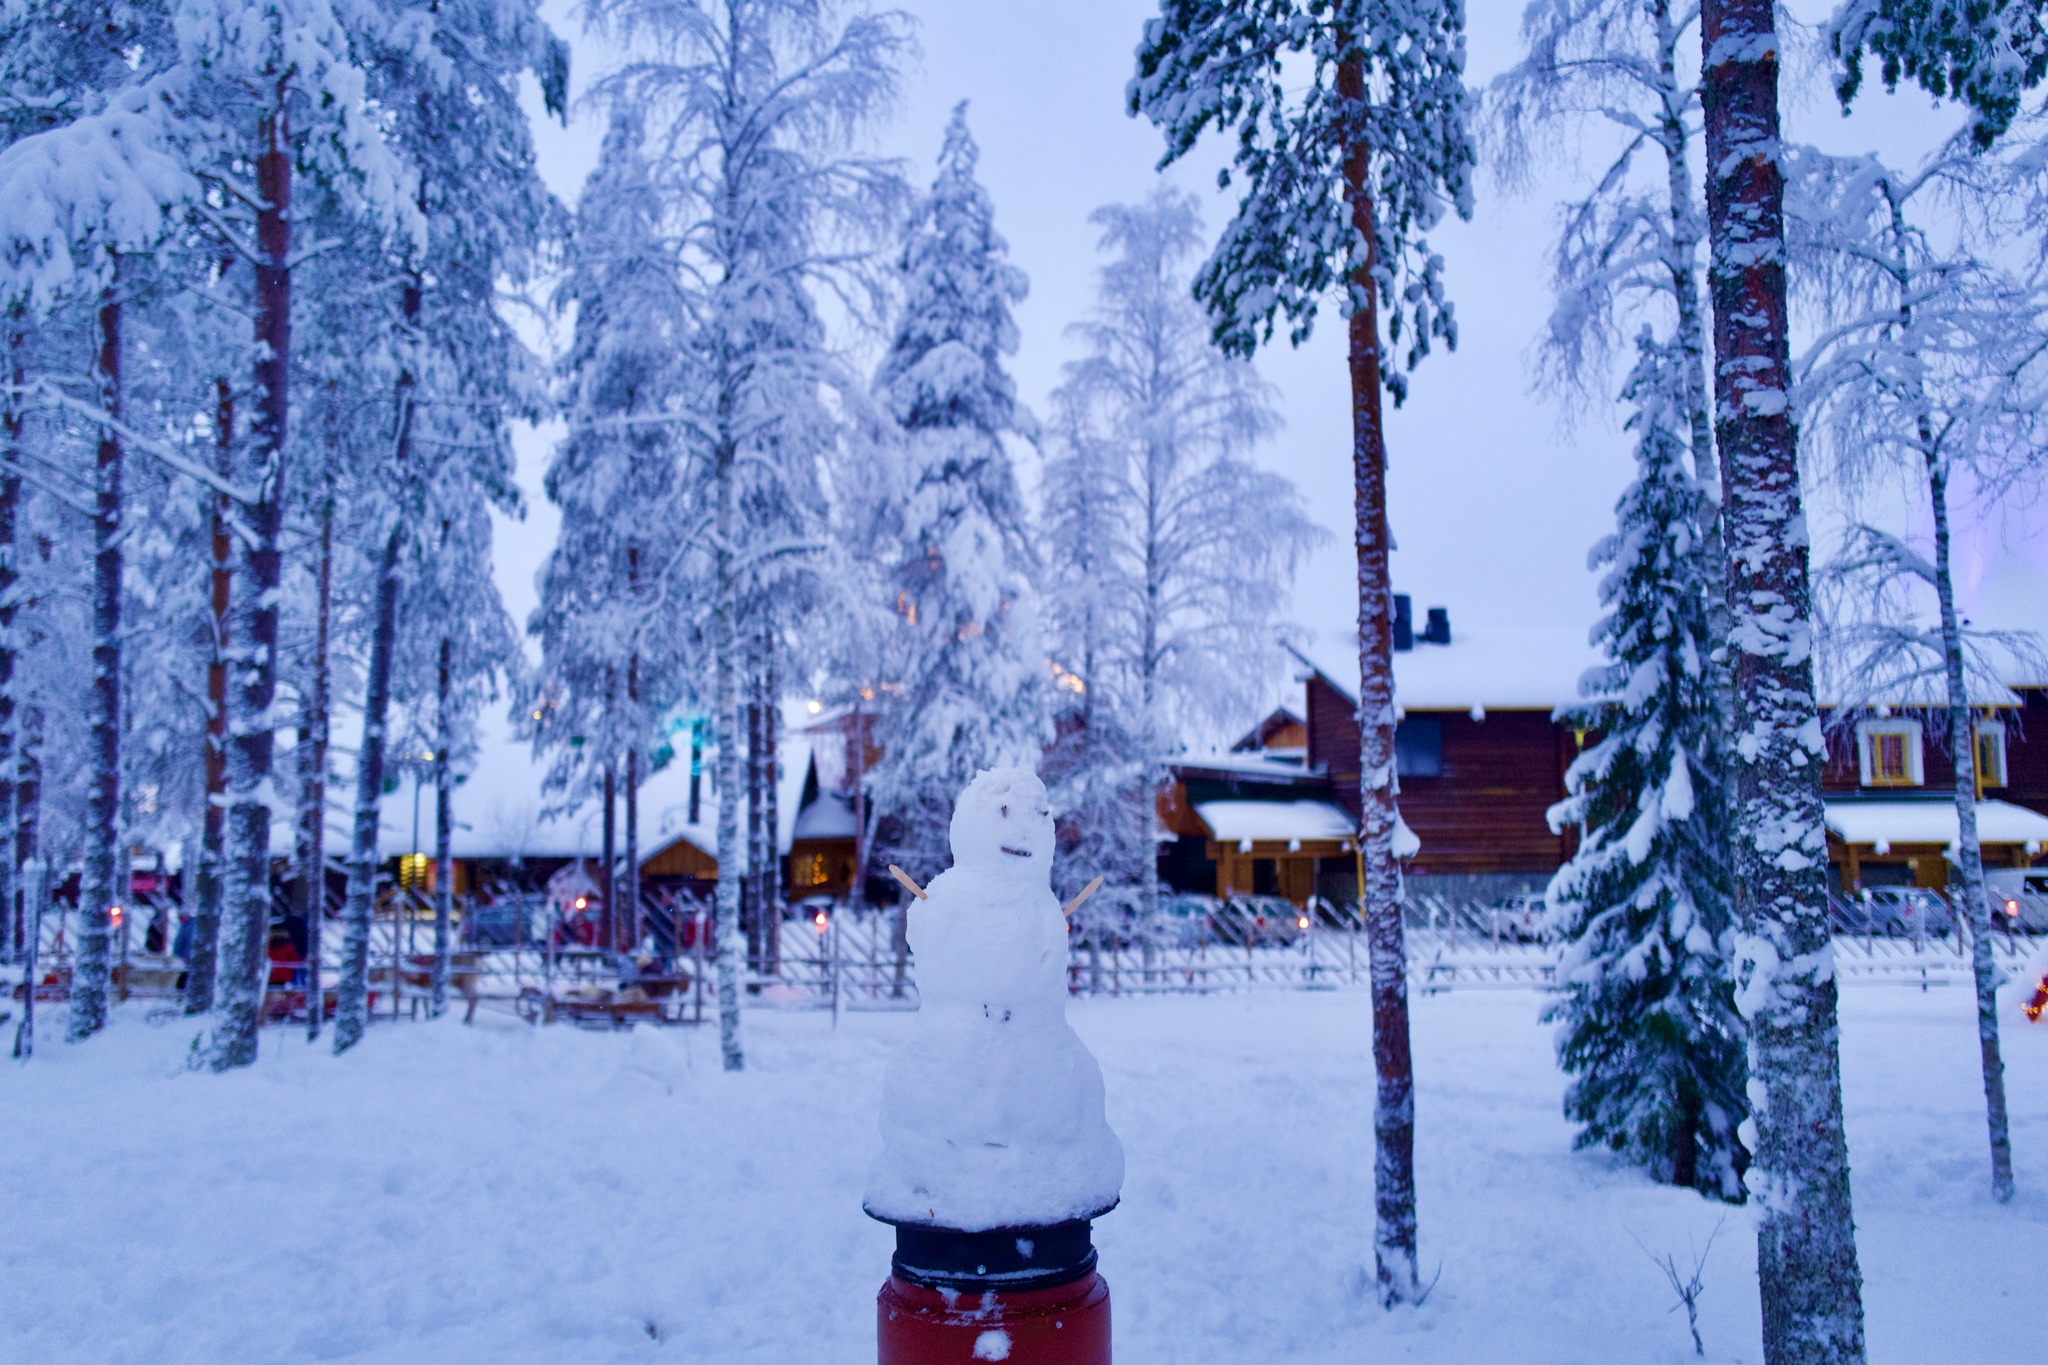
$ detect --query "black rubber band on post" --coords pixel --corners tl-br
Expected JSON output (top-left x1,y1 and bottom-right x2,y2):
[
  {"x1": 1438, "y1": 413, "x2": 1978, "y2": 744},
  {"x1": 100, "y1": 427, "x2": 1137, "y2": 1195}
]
[{"x1": 889, "y1": 1218, "x2": 1096, "y2": 1292}]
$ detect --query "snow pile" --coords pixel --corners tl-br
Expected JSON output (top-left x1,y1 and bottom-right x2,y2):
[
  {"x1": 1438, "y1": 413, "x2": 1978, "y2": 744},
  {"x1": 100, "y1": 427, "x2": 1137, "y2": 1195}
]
[{"x1": 865, "y1": 767, "x2": 1124, "y2": 1229}]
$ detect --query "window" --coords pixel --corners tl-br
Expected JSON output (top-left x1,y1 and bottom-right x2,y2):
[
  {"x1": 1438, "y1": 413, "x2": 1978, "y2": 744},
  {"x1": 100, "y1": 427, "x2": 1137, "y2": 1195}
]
[
  {"x1": 1395, "y1": 718, "x2": 1443, "y2": 777},
  {"x1": 1975, "y1": 722, "x2": 2008, "y2": 788},
  {"x1": 1857, "y1": 720, "x2": 1923, "y2": 787}
]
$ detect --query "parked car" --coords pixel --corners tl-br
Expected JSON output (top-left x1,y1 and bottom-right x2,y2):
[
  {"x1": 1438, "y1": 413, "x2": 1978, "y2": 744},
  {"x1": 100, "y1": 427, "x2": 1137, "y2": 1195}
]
[
  {"x1": 1490, "y1": 893, "x2": 1548, "y2": 943},
  {"x1": 1983, "y1": 870, "x2": 2048, "y2": 933},
  {"x1": 1860, "y1": 886, "x2": 1954, "y2": 937}
]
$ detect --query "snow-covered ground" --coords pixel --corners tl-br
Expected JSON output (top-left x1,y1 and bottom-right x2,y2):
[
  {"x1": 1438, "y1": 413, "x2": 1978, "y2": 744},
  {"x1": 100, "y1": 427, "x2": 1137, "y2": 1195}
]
[{"x1": 4, "y1": 983, "x2": 2042, "y2": 1364}]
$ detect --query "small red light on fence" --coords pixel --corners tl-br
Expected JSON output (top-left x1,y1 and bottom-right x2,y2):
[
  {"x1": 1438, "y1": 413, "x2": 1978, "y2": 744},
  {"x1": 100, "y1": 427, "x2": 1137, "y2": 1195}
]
[
  {"x1": 574, "y1": 896, "x2": 588, "y2": 910},
  {"x1": 109, "y1": 905, "x2": 123, "y2": 927},
  {"x1": 1296, "y1": 916, "x2": 1310, "y2": 930},
  {"x1": 2008, "y1": 900, "x2": 2020, "y2": 916},
  {"x1": 814, "y1": 911, "x2": 829, "y2": 930}
]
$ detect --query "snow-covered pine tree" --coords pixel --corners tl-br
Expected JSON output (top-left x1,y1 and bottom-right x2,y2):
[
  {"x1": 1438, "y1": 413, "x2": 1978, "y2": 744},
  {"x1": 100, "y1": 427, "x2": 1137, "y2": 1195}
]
[
  {"x1": 1131, "y1": 0, "x2": 1475, "y2": 1305},
  {"x1": 584, "y1": 0, "x2": 910, "y2": 1071},
  {"x1": 868, "y1": 103, "x2": 1047, "y2": 883},
  {"x1": 1698, "y1": 0, "x2": 1868, "y2": 1351},
  {"x1": 1829, "y1": 0, "x2": 2047, "y2": 148},
  {"x1": 1789, "y1": 139, "x2": 2048, "y2": 1206},
  {"x1": 1545, "y1": 331, "x2": 1746, "y2": 1202},
  {"x1": 1041, "y1": 187, "x2": 1316, "y2": 935}
]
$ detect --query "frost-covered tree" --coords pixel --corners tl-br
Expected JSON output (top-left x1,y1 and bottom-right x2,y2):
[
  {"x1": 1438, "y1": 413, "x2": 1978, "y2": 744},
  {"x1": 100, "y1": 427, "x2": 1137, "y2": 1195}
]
[
  {"x1": 1698, "y1": 0, "x2": 1868, "y2": 1350},
  {"x1": 1130, "y1": 0, "x2": 1475, "y2": 1304},
  {"x1": 867, "y1": 103, "x2": 1046, "y2": 883},
  {"x1": 535, "y1": 106, "x2": 695, "y2": 960},
  {"x1": 1041, "y1": 187, "x2": 1315, "y2": 929},
  {"x1": 331, "y1": 0, "x2": 559, "y2": 1055},
  {"x1": 1790, "y1": 140, "x2": 2048, "y2": 1206},
  {"x1": 583, "y1": 0, "x2": 911, "y2": 1071},
  {"x1": 1545, "y1": 333, "x2": 1746, "y2": 1203}
]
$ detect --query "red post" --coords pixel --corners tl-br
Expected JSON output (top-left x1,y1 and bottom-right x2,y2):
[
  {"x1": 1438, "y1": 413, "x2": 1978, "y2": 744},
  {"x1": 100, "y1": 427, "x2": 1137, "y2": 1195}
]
[{"x1": 874, "y1": 1218, "x2": 1111, "y2": 1364}]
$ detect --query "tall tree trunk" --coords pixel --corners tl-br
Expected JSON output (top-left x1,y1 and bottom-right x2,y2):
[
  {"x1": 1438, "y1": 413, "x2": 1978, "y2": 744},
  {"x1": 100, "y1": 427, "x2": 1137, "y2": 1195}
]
[
  {"x1": 712, "y1": 418, "x2": 745, "y2": 1070},
  {"x1": 602, "y1": 761, "x2": 616, "y2": 951},
  {"x1": 336, "y1": 527, "x2": 402, "y2": 1052},
  {"x1": 70, "y1": 275, "x2": 123, "y2": 1041},
  {"x1": 213, "y1": 115, "x2": 291, "y2": 1070},
  {"x1": 334, "y1": 263, "x2": 419, "y2": 1053},
  {"x1": 1337, "y1": 54, "x2": 1419, "y2": 1307},
  {"x1": 1700, "y1": 0, "x2": 1867, "y2": 1356},
  {"x1": 745, "y1": 641, "x2": 764, "y2": 973},
  {"x1": 1927, "y1": 461, "x2": 2014, "y2": 1201},
  {"x1": 186, "y1": 377, "x2": 233, "y2": 1015},
  {"x1": 623, "y1": 650, "x2": 640, "y2": 956},
  {"x1": 761, "y1": 625, "x2": 779, "y2": 976},
  {"x1": 300, "y1": 492, "x2": 332, "y2": 1039},
  {"x1": 16, "y1": 703, "x2": 39, "y2": 974},
  {"x1": 430, "y1": 636, "x2": 452, "y2": 1018},
  {"x1": 0, "y1": 305, "x2": 22, "y2": 965}
]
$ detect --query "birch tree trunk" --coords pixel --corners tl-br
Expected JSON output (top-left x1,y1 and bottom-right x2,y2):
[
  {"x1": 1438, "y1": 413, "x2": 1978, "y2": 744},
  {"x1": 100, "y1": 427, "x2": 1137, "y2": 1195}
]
[
  {"x1": 185, "y1": 377, "x2": 233, "y2": 1015},
  {"x1": 1700, "y1": 0, "x2": 1866, "y2": 1355},
  {"x1": 430, "y1": 636, "x2": 452, "y2": 1018},
  {"x1": 299, "y1": 493, "x2": 332, "y2": 1039},
  {"x1": 601, "y1": 761, "x2": 616, "y2": 950},
  {"x1": 745, "y1": 642, "x2": 764, "y2": 972},
  {"x1": 1338, "y1": 54, "x2": 1420, "y2": 1307},
  {"x1": 0, "y1": 306, "x2": 22, "y2": 965},
  {"x1": 213, "y1": 117, "x2": 291, "y2": 1070},
  {"x1": 761, "y1": 627, "x2": 779, "y2": 976},
  {"x1": 712, "y1": 414, "x2": 745, "y2": 1071},
  {"x1": 1927, "y1": 460, "x2": 2014, "y2": 1202},
  {"x1": 70, "y1": 275, "x2": 123, "y2": 1041}
]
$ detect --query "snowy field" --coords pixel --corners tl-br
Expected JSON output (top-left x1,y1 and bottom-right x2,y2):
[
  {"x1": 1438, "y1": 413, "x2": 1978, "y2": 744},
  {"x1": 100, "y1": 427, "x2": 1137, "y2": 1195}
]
[{"x1": 4, "y1": 983, "x2": 2043, "y2": 1365}]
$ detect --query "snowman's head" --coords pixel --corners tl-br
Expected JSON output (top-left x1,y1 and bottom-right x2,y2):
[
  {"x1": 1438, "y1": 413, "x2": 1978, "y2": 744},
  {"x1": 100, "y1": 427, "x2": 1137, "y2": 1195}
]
[{"x1": 949, "y1": 766, "x2": 1054, "y2": 874}]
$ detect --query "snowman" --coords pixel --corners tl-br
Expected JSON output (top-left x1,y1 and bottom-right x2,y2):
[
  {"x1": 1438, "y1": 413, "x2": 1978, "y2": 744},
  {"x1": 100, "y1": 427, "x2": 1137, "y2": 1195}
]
[{"x1": 864, "y1": 766, "x2": 1125, "y2": 1231}]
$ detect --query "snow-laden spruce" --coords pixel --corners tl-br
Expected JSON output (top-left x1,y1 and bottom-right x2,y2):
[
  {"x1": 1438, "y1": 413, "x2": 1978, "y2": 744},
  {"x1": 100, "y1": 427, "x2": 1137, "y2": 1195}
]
[
  {"x1": 866, "y1": 767, "x2": 1124, "y2": 1230},
  {"x1": 1545, "y1": 334, "x2": 1747, "y2": 1204},
  {"x1": 1789, "y1": 137, "x2": 2048, "y2": 1205},
  {"x1": 867, "y1": 104, "x2": 1048, "y2": 884}
]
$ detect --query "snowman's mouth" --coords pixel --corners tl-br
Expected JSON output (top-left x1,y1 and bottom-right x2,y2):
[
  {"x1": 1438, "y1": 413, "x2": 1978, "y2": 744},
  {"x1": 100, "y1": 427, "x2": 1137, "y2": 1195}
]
[{"x1": 999, "y1": 846, "x2": 1033, "y2": 858}]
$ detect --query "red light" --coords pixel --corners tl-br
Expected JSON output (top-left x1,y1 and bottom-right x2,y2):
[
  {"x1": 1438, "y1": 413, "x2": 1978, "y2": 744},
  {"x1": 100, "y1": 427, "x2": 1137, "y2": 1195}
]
[
  {"x1": 109, "y1": 905, "x2": 123, "y2": 927},
  {"x1": 1296, "y1": 916, "x2": 1310, "y2": 930},
  {"x1": 2008, "y1": 900, "x2": 2020, "y2": 916},
  {"x1": 813, "y1": 911, "x2": 829, "y2": 930},
  {"x1": 574, "y1": 896, "x2": 588, "y2": 910}
]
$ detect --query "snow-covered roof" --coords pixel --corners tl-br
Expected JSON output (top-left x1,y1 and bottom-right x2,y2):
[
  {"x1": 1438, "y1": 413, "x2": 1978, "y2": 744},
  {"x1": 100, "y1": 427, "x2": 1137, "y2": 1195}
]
[
  {"x1": 1172, "y1": 750, "x2": 1321, "y2": 781},
  {"x1": 1293, "y1": 628, "x2": 1598, "y2": 713},
  {"x1": 280, "y1": 709, "x2": 817, "y2": 865},
  {"x1": 791, "y1": 792, "x2": 858, "y2": 840},
  {"x1": 1823, "y1": 798, "x2": 2048, "y2": 851},
  {"x1": 1194, "y1": 799, "x2": 1357, "y2": 844}
]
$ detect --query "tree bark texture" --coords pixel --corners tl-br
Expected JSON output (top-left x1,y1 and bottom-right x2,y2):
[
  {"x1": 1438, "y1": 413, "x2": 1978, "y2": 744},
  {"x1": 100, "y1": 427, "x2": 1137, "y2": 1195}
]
[
  {"x1": 70, "y1": 279, "x2": 123, "y2": 1041},
  {"x1": 186, "y1": 376, "x2": 233, "y2": 1015},
  {"x1": 212, "y1": 117, "x2": 290, "y2": 1071},
  {"x1": 300, "y1": 493, "x2": 332, "y2": 1039},
  {"x1": 335, "y1": 261, "x2": 419, "y2": 1053},
  {"x1": 1700, "y1": 1, "x2": 1867, "y2": 1357},
  {"x1": 745, "y1": 647, "x2": 764, "y2": 973},
  {"x1": 0, "y1": 307, "x2": 22, "y2": 964},
  {"x1": 335, "y1": 527, "x2": 402, "y2": 1053},
  {"x1": 431, "y1": 636, "x2": 453, "y2": 1018},
  {"x1": 1926, "y1": 462, "x2": 2014, "y2": 1202},
  {"x1": 602, "y1": 761, "x2": 616, "y2": 951},
  {"x1": 761, "y1": 629, "x2": 779, "y2": 975},
  {"x1": 712, "y1": 415, "x2": 745, "y2": 1071},
  {"x1": 1338, "y1": 55, "x2": 1420, "y2": 1308}
]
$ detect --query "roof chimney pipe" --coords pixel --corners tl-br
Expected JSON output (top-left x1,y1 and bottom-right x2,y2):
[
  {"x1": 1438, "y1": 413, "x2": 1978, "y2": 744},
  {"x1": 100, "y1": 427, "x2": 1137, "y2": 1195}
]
[
  {"x1": 1422, "y1": 606, "x2": 1450, "y2": 645},
  {"x1": 1392, "y1": 594, "x2": 1414, "y2": 651}
]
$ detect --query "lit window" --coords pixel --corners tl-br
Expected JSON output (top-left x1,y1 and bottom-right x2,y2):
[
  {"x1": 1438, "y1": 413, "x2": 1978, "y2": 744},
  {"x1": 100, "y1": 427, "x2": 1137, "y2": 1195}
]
[
  {"x1": 1857, "y1": 721, "x2": 1923, "y2": 787},
  {"x1": 1975, "y1": 723, "x2": 2008, "y2": 788}
]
